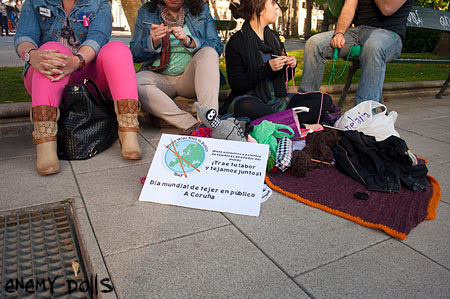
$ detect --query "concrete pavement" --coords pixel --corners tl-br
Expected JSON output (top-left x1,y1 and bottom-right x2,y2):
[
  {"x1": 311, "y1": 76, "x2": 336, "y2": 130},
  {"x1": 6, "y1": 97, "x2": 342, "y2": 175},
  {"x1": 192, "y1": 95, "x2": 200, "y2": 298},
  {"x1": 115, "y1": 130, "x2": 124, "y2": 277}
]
[{"x1": 1, "y1": 94, "x2": 450, "y2": 298}]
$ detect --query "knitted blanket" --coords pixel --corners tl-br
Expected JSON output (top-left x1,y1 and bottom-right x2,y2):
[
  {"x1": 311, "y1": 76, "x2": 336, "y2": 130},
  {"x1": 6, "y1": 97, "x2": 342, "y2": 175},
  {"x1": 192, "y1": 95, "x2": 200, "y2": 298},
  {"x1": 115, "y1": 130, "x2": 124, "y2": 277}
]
[{"x1": 265, "y1": 163, "x2": 441, "y2": 240}]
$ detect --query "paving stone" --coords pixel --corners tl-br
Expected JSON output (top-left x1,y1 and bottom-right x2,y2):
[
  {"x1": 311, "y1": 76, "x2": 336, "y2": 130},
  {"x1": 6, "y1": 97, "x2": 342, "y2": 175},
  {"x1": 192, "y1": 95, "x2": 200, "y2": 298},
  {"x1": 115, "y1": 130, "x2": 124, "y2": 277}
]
[
  {"x1": 422, "y1": 100, "x2": 450, "y2": 115},
  {"x1": 75, "y1": 164, "x2": 151, "y2": 208},
  {"x1": 397, "y1": 103, "x2": 450, "y2": 120},
  {"x1": 295, "y1": 239, "x2": 450, "y2": 298},
  {"x1": 225, "y1": 192, "x2": 388, "y2": 277},
  {"x1": 70, "y1": 135, "x2": 155, "y2": 175},
  {"x1": 427, "y1": 116, "x2": 450, "y2": 129},
  {"x1": 139, "y1": 123, "x2": 180, "y2": 147},
  {"x1": 72, "y1": 199, "x2": 118, "y2": 299},
  {"x1": 396, "y1": 119, "x2": 450, "y2": 139},
  {"x1": 105, "y1": 226, "x2": 309, "y2": 299},
  {"x1": 0, "y1": 156, "x2": 79, "y2": 211},
  {"x1": 0, "y1": 135, "x2": 35, "y2": 160},
  {"x1": 76, "y1": 164, "x2": 230, "y2": 255},
  {"x1": 430, "y1": 133, "x2": 450, "y2": 144},
  {"x1": 403, "y1": 202, "x2": 450, "y2": 269},
  {"x1": 396, "y1": 128, "x2": 450, "y2": 164}
]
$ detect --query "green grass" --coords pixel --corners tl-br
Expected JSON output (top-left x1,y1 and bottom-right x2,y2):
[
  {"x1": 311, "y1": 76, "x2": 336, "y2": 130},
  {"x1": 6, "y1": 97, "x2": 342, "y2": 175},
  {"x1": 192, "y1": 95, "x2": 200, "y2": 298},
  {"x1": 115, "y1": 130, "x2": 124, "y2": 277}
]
[
  {"x1": 0, "y1": 67, "x2": 30, "y2": 104},
  {"x1": 2, "y1": 50, "x2": 449, "y2": 104}
]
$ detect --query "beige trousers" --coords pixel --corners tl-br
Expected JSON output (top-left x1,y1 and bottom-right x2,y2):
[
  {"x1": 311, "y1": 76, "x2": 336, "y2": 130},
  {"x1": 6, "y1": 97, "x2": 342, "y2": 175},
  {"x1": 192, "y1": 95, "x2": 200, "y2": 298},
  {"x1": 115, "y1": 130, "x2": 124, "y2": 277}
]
[{"x1": 137, "y1": 47, "x2": 220, "y2": 130}]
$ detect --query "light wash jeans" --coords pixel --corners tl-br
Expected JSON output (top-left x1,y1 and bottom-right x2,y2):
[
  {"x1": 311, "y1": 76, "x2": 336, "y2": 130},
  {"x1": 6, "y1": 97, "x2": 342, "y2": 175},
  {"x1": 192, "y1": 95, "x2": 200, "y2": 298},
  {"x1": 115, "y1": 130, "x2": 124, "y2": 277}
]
[{"x1": 300, "y1": 26, "x2": 403, "y2": 105}]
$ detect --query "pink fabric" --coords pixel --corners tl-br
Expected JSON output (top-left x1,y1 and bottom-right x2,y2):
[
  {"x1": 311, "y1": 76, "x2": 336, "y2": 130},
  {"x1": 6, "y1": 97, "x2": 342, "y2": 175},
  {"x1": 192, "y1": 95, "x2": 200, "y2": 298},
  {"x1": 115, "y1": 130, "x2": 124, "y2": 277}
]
[{"x1": 25, "y1": 41, "x2": 138, "y2": 107}]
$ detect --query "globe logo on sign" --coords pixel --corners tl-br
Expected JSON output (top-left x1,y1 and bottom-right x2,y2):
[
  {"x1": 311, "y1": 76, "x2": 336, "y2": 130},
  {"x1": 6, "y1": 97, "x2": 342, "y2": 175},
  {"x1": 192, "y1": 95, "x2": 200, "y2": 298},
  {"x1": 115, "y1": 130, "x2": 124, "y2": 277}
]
[{"x1": 164, "y1": 139, "x2": 206, "y2": 176}]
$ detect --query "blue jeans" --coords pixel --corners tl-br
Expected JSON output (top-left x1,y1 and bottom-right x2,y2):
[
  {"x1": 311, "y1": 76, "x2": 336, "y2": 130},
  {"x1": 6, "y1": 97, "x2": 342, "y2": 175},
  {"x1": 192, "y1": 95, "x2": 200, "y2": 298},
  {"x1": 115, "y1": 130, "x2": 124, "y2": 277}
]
[{"x1": 300, "y1": 26, "x2": 403, "y2": 105}]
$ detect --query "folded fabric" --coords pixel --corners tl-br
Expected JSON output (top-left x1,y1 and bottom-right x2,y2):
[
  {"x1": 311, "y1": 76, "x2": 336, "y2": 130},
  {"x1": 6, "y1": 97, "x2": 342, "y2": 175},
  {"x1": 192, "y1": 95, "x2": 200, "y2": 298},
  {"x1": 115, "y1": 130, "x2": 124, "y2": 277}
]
[
  {"x1": 250, "y1": 120, "x2": 294, "y2": 157},
  {"x1": 275, "y1": 137, "x2": 293, "y2": 172}
]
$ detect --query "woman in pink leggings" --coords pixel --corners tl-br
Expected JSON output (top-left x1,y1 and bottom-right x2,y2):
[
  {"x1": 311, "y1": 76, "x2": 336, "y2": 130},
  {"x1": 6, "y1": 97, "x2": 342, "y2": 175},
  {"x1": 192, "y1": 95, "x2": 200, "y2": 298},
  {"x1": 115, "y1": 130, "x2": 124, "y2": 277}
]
[{"x1": 14, "y1": 0, "x2": 141, "y2": 175}]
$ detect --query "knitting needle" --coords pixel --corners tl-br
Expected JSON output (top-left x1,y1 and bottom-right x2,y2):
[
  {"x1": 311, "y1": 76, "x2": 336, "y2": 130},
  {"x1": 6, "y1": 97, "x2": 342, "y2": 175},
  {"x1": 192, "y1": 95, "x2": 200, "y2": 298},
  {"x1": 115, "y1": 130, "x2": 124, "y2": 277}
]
[
  {"x1": 170, "y1": 139, "x2": 187, "y2": 178},
  {"x1": 310, "y1": 158, "x2": 333, "y2": 166},
  {"x1": 323, "y1": 124, "x2": 346, "y2": 131},
  {"x1": 164, "y1": 145, "x2": 201, "y2": 172}
]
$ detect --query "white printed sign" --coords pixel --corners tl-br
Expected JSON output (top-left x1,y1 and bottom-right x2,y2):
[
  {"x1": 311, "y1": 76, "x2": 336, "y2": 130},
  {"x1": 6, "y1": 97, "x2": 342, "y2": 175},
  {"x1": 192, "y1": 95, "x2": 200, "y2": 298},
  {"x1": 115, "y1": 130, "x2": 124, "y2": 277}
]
[{"x1": 139, "y1": 134, "x2": 269, "y2": 216}]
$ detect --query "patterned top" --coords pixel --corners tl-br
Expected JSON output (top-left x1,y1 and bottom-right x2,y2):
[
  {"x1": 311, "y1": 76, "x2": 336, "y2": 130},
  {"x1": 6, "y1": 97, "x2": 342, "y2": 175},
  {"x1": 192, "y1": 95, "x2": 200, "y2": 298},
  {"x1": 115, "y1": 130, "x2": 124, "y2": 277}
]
[
  {"x1": 58, "y1": 17, "x2": 81, "y2": 54},
  {"x1": 151, "y1": 24, "x2": 194, "y2": 76}
]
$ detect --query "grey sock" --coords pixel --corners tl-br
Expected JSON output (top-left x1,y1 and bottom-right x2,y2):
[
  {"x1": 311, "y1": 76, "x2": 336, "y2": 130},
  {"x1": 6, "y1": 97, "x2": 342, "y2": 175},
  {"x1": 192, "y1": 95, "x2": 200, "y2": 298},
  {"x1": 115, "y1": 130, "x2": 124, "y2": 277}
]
[{"x1": 195, "y1": 103, "x2": 246, "y2": 142}]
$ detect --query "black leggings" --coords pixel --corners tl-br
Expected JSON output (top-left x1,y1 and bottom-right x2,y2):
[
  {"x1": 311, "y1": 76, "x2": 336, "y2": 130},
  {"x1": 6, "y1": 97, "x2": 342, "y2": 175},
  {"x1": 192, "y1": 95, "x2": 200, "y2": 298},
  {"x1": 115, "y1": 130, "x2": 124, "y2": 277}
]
[{"x1": 232, "y1": 93, "x2": 331, "y2": 123}]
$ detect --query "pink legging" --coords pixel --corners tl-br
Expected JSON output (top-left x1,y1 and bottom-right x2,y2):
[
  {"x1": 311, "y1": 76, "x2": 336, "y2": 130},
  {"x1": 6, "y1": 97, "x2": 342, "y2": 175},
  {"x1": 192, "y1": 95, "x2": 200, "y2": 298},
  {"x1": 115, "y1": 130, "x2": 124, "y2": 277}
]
[{"x1": 25, "y1": 41, "x2": 138, "y2": 107}]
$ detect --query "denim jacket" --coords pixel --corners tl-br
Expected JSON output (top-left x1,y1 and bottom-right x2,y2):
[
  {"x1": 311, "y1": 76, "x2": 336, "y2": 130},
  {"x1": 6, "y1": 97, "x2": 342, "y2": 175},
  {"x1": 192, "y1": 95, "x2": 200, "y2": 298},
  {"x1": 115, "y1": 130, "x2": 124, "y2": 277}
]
[
  {"x1": 130, "y1": 3, "x2": 223, "y2": 70},
  {"x1": 14, "y1": 0, "x2": 112, "y2": 56}
]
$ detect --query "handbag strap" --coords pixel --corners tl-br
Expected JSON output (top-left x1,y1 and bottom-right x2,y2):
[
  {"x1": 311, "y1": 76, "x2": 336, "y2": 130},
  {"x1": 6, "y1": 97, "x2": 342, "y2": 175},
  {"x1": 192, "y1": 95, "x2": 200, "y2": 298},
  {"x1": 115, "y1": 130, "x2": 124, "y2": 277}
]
[{"x1": 83, "y1": 78, "x2": 115, "y2": 114}]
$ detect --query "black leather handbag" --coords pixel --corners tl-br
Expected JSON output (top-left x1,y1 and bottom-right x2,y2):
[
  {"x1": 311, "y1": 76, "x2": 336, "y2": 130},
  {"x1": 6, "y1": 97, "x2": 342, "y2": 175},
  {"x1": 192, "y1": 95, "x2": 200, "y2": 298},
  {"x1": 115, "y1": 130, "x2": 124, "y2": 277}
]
[{"x1": 57, "y1": 78, "x2": 118, "y2": 160}]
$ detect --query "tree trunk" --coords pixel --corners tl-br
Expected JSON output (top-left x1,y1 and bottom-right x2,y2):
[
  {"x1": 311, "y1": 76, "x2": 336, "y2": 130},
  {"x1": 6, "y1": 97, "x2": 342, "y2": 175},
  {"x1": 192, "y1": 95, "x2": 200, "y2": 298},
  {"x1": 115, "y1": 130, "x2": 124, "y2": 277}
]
[
  {"x1": 121, "y1": 0, "x2": 142, "y2": 33},
  {"x1": 209, "y1": 0, "x2": 220, "y2": 20},
  {"x1": 321, "y1": 10, "x2": 329, "y2": 32},
  {"x1": 290, "y1": 0, "x2": 299, "y2": 38},
  {"x1": 433, "y1": 32, "x2": 450, "y2": 57},
  {"x1": 286, "y1": 0, "x2": 292, "y2": 37},
  {"x1": 303, "y1": 0, "x2": 312, "y2": 39},
  {"x1": 278, "y1": 0, "x2": 289, "y2": 36}
]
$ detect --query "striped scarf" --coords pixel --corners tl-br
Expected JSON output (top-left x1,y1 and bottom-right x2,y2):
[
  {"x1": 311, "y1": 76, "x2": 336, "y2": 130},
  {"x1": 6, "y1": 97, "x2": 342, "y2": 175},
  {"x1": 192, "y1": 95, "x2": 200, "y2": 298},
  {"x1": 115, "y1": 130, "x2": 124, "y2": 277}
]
[{"x1": 150, "y1": 6, "x2": 186, "y2": 73}]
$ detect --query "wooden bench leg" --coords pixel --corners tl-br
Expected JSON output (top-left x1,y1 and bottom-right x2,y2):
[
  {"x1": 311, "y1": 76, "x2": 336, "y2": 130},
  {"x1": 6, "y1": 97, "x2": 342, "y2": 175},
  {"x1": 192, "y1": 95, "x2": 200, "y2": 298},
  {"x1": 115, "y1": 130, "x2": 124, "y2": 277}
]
[
  {"x1": 338, "y1": 61, "x2": 360, "y2": 108},
  {"x1": 436, "y1": 72, "x2": 450, "y2": 99}
]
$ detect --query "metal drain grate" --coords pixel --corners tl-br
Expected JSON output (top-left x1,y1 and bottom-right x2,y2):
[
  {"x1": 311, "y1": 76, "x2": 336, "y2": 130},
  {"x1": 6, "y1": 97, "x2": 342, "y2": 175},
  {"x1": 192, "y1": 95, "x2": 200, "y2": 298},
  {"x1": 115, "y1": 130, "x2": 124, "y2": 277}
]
[{"x1": 1, "y1": 203, "x2": 89, "y2": 298}]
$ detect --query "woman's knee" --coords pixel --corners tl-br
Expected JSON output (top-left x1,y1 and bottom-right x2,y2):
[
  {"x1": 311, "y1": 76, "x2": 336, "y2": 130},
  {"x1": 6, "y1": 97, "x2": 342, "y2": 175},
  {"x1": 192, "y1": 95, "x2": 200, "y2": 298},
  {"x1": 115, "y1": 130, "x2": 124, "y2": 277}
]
[
  {"x1": 39, "y1": 41, "x2": 72, "y2": 55},
  {"x1": 194, "y1": 47, "x2": 219, "y2": 63},
  {"x1": 136, "y1": 71, "x2": 157, "y2": 88},
  {"x1": 97, "y1": 41, "x2": 132, "y2": 61},
  {"x1": 234, "y1": 97, "x2": 258, "y2": 114}
]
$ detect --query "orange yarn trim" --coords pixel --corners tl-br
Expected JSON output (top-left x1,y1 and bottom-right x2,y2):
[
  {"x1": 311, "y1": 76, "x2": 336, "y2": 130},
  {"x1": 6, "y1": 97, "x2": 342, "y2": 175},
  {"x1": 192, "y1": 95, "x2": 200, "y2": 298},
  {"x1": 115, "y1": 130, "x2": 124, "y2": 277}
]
[
  {"x1": 265, "y1": 173, "x2": 442, "y2": 240},
  {"x1": 425, "y1": 175, "x2": 441, "y2": 220}
]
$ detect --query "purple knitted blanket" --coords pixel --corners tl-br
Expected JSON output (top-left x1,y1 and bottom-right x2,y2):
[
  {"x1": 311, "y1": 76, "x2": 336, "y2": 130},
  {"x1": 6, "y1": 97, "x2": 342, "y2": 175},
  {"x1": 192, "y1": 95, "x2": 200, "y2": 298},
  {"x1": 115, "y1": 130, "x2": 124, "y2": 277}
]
[{"x1": 266, "y1": 165, "x2": 441, "y2": 239}]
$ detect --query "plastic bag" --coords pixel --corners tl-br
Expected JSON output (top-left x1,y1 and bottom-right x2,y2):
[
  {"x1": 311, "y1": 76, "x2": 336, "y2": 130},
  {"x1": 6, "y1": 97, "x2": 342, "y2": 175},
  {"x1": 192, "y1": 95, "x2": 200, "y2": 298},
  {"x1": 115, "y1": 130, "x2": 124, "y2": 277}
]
[
  {"x1": 250, "y1": 120, "x2": 294, "y2": 156},
  {"x1": 250, "y1": 107, "x2": 310, "y2": 140},
  {"x1": 334, "y1": 101, "x2": 400, "y2": 141}
]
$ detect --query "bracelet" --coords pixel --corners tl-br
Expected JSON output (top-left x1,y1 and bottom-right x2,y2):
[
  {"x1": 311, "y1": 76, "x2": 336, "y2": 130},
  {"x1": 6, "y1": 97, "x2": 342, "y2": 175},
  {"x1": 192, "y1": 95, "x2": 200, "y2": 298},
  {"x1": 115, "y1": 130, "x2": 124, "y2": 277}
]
[
  {"x1": 185, "y1": 35, "x2": 193, "y2": 48},
  {"x1": 332, "y1": 32, "x2": 345, "y2": 38},
  {"x1": 75, "y1": 54, "x2": 85, "y2": 70}
]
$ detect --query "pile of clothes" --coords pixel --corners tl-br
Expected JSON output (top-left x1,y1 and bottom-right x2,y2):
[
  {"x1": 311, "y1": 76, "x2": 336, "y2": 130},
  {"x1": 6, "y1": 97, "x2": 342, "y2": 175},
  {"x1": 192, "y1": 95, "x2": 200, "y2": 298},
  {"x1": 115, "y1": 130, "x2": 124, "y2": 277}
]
[{"x1": 193, "y1": 102, "x2": 429, "y2": 193}]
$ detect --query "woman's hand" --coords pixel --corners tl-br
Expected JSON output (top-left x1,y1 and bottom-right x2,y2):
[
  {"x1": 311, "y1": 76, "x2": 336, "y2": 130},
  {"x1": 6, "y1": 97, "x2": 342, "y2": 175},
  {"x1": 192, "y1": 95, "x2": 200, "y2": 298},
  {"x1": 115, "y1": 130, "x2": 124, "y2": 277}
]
[
  {"x1": 170, "y1": 26, "x2": 192, "y2": 47},
  {"x1": 331, "y1": 32, "x2": 345, "y2": 49},
  {"x1": 46, "y1": 55, "x2": 80, "y2": 82},
  {"x1": 286, "y1": 56, "x2": 297, "y2": 68},
  {"x1": 268, "y1": 56, "x2": 287, "y2": 71},
  {"x1": 151, "y1": 24, "x2": 170, "y2": 48},
  {"x1": 28, "y1": 49, "x2": 67, "y2": 81}
]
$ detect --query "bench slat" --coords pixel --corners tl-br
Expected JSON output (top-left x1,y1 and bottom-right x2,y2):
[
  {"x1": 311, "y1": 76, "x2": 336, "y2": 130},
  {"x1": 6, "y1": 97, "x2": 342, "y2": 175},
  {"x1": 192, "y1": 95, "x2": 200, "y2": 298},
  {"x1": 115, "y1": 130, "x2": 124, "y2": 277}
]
[
  {"x1": 391, "y1": 58, "x2": 450, "y2": 64},
  {"x1": 407, "y1": 6, "x2": 450, "y2": 32}
]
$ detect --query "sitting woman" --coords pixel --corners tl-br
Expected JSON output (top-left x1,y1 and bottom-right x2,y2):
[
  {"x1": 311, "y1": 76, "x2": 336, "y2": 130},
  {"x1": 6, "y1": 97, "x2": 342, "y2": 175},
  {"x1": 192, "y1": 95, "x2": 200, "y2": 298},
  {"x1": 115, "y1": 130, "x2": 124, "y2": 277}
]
[
  {"x1": 130, "y1": 0, "x2": 223, "y2": 132},
  {"x1": 225, "y1": 0, "x2": 329, "y2": 127},
  {"x1": 14, "y1": 0, "x2": 141, "y2": 176}
]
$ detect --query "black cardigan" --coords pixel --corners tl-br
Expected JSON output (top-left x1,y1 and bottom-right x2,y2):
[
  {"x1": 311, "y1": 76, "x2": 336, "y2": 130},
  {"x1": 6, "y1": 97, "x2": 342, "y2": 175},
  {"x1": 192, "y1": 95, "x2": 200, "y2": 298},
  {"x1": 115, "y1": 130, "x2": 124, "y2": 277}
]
[{"x1": 224, "y1": 30, "x2": 295, "y2": 101}]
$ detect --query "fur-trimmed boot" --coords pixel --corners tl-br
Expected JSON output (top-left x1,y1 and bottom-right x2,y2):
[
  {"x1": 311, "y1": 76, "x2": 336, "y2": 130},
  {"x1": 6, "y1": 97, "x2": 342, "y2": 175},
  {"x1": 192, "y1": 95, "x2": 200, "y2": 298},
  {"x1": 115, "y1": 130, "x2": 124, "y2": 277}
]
[
  {"x1": 114, "y1": 99, "x2": 142, "y2": 160},
  {"x1": 31, "y1": 105, "x2": 60, "y2": 175}
]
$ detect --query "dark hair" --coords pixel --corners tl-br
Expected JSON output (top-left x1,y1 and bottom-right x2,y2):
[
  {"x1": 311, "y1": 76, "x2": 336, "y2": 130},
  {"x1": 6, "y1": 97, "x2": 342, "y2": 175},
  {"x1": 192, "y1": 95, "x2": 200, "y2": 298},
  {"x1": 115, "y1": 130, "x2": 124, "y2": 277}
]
[
  {"x1": 229, "y1": 0, "x2": 270, "y2": 22},
  {"x1": 146, "y1": 0, "x2": 203, "y2": 16}
]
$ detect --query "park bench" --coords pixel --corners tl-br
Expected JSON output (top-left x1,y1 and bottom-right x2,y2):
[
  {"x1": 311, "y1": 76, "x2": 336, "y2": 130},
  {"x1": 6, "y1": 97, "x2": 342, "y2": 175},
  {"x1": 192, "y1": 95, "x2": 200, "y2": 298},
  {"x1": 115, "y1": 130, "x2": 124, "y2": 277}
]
[
  {"x1": 325, "y1": 1, "x2": 450, "y2": 106},
  {"x1": 214, "y1": 19, "x2": 237, "y2": 42}
]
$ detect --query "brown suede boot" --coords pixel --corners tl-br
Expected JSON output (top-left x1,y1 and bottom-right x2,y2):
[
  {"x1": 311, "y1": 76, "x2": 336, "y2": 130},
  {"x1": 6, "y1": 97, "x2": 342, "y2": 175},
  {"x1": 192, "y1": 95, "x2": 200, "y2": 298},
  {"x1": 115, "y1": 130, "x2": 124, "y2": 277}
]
[
  {"x1": 31, "y1": 105, "x2": 60, "y2": 175},
  {"x1": 115, "y1": 99, "x2": 142, "y2": 160}
]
